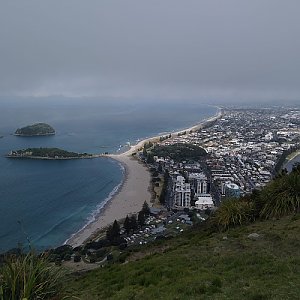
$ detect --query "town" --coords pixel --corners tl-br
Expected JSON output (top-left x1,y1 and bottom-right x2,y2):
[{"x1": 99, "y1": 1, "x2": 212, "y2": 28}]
[{"x1": 147, "y1": 107, "x2": 300, "y2": 212}]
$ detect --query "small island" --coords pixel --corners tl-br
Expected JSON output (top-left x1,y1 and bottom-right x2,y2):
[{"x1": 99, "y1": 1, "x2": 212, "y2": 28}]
[
  {"x1": 6, "y1": 148, "x2": 98, "y2": 160},
  {"x1": 15, "y1": 123, "x2": 55, "y2": 136}
]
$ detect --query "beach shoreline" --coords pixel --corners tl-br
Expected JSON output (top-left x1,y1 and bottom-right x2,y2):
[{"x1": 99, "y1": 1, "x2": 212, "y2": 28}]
[
  {"x1": 119, "y1": 106, "x2": 223, "y2": 156},
  {"x1": 66, "y1": 106, "x2": 223, "y2": 247},
  {"x1": 65, "y1": 154, "x2": 152, "y2": 247}
]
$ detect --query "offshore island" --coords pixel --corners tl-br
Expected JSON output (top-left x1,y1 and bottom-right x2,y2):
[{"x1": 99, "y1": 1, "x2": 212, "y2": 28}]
[
  {"x1": 6, "y1": 147, "x2": 99, "y2": 160},
  {"x1": 14, "y1": 122, "x2": 55, "y2": 136}
]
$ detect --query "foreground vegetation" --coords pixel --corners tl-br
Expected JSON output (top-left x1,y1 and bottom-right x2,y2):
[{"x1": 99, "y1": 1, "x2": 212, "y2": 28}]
[
  {"x1": 65, "y1": 215, "x2": 300, "y2": 299},
  {"x1": 0, "y1": 252, "x2": 64, "y2": 300}
]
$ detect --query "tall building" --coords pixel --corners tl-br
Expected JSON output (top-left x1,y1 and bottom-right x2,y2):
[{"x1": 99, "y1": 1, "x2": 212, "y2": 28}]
[
  {"x1": 173, "y1": 175, "x2": 191, "y2": 208},
  {"x1": 189, "y1": 173, "x2": 208, "y2": 195}
]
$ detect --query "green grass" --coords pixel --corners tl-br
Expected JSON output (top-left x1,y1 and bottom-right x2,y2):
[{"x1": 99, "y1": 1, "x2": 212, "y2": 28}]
[{"x1": 64, "y1": 216, "x2": 300, "y2": 299}]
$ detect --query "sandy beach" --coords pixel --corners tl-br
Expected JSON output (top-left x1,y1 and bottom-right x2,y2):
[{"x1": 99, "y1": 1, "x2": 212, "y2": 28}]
[
  {"x1": 66, "y1": 154, "x2": 152, "y2": 247},
  {"x1": 66, "y1": 107, "x2": 223, "y2": 247}
]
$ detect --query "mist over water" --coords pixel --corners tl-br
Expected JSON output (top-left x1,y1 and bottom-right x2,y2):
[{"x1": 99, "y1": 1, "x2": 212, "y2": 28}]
[{"x1": 0, "y1": 97, "x2": 217, "y2": 252}]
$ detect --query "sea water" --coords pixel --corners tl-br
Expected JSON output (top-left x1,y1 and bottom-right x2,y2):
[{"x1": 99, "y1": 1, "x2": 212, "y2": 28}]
[{"x1": 0, "y1": 97, "x2": 217, "y2": 252}]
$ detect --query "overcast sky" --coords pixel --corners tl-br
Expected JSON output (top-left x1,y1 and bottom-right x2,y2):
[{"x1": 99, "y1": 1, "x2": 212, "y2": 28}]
[{"x1": 0, "y1": 0, "x2": 300, "y2": 102}]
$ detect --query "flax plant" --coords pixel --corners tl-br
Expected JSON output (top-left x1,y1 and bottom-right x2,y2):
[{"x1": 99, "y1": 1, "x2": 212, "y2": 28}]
[
  {"x1": 214, "y1": 198, "x2": 255, "y2": 230},
  {"x1": 0, "y1": 251, "x2": 64, "y2": 300},
  {"x1": 260, "y1": 171, "x2": 300, "y2": 219}
]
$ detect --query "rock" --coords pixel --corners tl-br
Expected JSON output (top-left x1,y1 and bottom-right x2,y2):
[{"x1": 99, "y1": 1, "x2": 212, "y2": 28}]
[
  {"x1": 247, "y1": 233, "x2": 261, "y2": 240},
  {"x1": 213, "y1": 247, "x2": 221, "y2": 253}
]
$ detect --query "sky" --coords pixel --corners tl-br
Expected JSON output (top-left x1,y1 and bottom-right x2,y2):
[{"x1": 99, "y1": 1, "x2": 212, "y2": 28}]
[{"x1": 0, "y1": 0, "x2": 300, "y2": 102}]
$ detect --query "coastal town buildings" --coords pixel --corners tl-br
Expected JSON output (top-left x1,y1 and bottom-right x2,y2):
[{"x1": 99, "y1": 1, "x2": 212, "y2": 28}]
[
  {"x1": 224, "y1": 182, "x2": 240, "y2": 198},
  {"x1": 173, "y1": 175, "x2": 191, "y2": 208},
  {"x1": 188, "y1": 172, "x2": 208, "y2": 195},
  {"x1": 195, "y1": 194, "x2": 214, "y2": 210},
  {"x1": 152, "y1": 107, "x2": 300, "y2": 208}
]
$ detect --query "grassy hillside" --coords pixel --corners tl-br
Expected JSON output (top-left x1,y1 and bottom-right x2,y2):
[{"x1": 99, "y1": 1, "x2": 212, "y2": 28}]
[{"x1": 65, "y1": 215, "x2": 300, "y2": 299}]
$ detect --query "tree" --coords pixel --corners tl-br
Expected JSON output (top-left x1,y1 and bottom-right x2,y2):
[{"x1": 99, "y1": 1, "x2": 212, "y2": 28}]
[
  {"x1": 143, "y1": 146, "x2": 147, "y2": 157},
  {"x1": 142, "y1": 201, "x2": 150, "y2": 216},
  {"x1": 129, "y1": 215, "x2": 138, "y2": 232},
  {"x1": 106, "y1": 220, "x2": 120, "y2": 241},
  {"x1": 158, "y1": 163, "x2": 163, "y2": 173},
  {"x1": 147, "y1": 153, "x2": 154, "y2": 164},
  {"x1": 159, "y1": 170, "x2": 169, "y2": 204},
  {"x1": 123, "y1": 215, "x2": 131, "y2": 234},
  {"x1": 159, "y1": 190, "x2": 165, "y2": 204},
  {"x1": 138, "y1": 211, "x2": 146, "y2": 227}
]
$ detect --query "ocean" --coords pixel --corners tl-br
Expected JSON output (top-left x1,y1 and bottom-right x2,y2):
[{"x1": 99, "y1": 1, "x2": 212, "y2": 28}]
[{"x1": 0, "y1": 97, "x2": 218, "y2": 252}]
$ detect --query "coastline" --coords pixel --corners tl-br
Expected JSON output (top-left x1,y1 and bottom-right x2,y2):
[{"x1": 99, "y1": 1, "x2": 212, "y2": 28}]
[
  {"x1": 66, "y1": 154, "x2": 152, "y2": 247},
  {"x1": 66, "y1": 106, "x2": 223, "y2": 247},
  {"x1": 120, "y1": 106, "x2": 223, "y2": 156},
  {"x1": 14, "y1": 132, "x2": 55, "y2": 137}
]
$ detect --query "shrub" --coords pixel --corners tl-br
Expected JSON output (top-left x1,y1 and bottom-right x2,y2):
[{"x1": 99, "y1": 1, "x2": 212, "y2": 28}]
[
  {"x1": 89, "y1": 255, "x2": 97, "y2": 263},
  {"x1": 0, "y1": 252, "x2": 64, "y2": 300},
  {"x1": 107, "y1": 254, "x2": 113, "y2": 261},
  {"x1": 260, "y1": 172, "x2": 300, "y2": 219},
  {"x1": 64, "y1": 253, "x2": 72, "y2": 261},
  {"x1": 74, "y1": 255, "x2": 81, "y2": 263},
  {"x1": 213, "y1": 198, "x2": 255, "y2": 230},
  {"x1": 118, "y1": 252, "x2": 129, "y2": 263},
  {"x1": 95, "y1": 248, "x2": 107, "y2": 259}
]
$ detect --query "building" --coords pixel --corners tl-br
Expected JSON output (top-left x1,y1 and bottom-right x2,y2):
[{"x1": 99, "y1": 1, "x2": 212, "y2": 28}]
[
  {"x1": 225, "y1": 182, "x2": 240, "y2": 198},
  {"x1": 189, "y1": 172, "x2": 208, "y2": 195},
  {"x1": 173, "y1": 176, "x2": 191, "y2": 208},
  {"x1": 195, "y1": 194, "x2": 214, "y2": 210}
]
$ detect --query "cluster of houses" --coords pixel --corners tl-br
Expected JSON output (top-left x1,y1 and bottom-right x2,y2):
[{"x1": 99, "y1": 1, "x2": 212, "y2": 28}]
[{"x1": 151, "y1": 108, "x2": 300, "y2": 208}]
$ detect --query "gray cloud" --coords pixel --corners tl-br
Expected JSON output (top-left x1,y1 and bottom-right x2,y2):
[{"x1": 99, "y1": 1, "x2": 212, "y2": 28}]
[{"x1": 0, "y1": 0, "x2": 300, "y2": 101}]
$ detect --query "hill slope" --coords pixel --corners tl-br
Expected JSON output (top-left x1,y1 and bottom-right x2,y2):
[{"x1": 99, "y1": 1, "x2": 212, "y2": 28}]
[{"x1": 65, "y1": 215, "x2": 300, "y2": 299}]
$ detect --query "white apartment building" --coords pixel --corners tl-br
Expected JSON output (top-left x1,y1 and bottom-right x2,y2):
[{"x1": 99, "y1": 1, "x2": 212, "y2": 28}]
[
  {"x1": 189, "y1": 172, "x2": 208, "y2": 195},
  {"x1": 174, "y1": 175, "x2": 191, "y2": 208}
]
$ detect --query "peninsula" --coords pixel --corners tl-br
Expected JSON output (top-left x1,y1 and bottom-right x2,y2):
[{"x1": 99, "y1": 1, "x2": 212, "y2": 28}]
[
  {"x1": 6, "y1": 148, "x2": 97, "y2": 160},
  {"x1": 15, "y1": 123, "x2": 55, "y2": 136}
]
